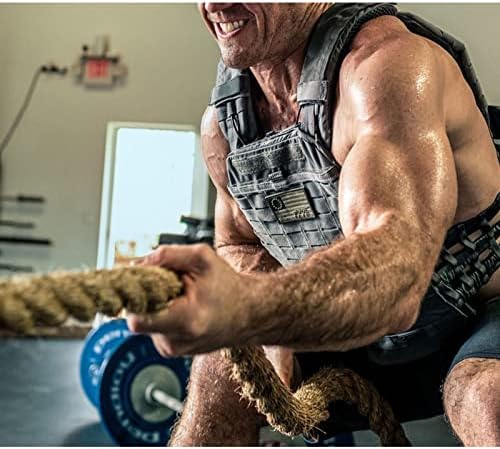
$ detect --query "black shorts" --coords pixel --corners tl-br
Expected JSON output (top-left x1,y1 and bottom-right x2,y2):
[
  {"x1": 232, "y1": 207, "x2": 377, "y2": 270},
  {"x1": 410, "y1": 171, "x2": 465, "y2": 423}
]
[{"x1": 295, "y1": 297, "x2": 500, "y2": 439}]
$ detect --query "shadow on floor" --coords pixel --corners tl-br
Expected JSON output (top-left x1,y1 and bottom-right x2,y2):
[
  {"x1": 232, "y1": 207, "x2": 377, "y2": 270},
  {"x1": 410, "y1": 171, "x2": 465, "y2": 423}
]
[{"x1": 62, "y1": 422, "x2": 115, "y2": 446}]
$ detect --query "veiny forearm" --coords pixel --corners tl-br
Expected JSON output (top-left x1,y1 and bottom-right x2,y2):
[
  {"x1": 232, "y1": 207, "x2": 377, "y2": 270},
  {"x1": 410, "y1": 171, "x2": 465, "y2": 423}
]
[{"x1": 244, "y1": 213, "x2": 441, "y2": 352}]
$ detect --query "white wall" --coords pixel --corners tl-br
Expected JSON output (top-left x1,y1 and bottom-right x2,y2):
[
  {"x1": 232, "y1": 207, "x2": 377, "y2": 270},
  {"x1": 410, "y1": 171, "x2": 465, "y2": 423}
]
[
  {"x1": 0, "y1": 4, "x2": 219, "y2": 272},
  {"x1": 0, "y1": 4, "x2": 497, "y2": 272}
]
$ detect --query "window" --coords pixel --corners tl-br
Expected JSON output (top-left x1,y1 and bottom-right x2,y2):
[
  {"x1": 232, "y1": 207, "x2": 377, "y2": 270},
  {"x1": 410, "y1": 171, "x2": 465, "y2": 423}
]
[{"x1": 97, "y1": 122, "x2": 209, "y2": 268}]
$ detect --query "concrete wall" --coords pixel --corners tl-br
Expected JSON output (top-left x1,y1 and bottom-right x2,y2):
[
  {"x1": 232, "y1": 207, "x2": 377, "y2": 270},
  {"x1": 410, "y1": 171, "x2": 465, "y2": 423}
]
[
  {"x1": 0, "y1": 4, "x2": 498, "y2": 272},
  {"x1": 0, "y1": 4, "x2": 219, "y2": 272}
]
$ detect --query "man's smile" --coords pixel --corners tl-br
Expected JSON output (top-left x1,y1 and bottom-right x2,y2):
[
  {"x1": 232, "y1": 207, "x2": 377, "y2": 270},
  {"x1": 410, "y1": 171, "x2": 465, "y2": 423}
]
[{"x1": 214, "y1": 19, "x2": 248, "y2": 39}]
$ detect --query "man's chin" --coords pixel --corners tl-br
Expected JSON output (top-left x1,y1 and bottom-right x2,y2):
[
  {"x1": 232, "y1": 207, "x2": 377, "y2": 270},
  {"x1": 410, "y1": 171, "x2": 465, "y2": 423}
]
[{"x1": 220, "y1": 51, "x2": 253, "y2": 70}]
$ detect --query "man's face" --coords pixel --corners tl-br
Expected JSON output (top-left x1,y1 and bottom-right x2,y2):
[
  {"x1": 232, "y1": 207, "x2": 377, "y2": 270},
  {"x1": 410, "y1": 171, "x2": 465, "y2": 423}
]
[{"x1": 199, "y1": 3, "x2": 315, "y2": 69}]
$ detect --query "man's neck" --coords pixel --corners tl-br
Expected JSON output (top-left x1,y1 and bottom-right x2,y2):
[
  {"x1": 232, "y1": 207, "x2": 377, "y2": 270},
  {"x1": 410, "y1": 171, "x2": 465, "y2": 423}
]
[
  {"x1": 246, "y1": 3, "x2": 331, "y2": 130},
  {"x1": 249, "y1": 42, "x2": 307, "y2": 113}
]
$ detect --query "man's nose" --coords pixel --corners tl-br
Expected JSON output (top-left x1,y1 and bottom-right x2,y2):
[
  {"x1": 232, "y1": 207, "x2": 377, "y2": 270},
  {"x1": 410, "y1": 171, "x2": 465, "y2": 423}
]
[{"x1": 204, "y1": 3, "x2": 234, "y2": 14}]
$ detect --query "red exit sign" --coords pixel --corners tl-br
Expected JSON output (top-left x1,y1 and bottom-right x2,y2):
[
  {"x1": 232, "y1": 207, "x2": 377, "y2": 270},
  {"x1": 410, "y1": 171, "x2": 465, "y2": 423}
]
[{"x1": 83, "y1": 58, "x2": 112, "y2": 86}]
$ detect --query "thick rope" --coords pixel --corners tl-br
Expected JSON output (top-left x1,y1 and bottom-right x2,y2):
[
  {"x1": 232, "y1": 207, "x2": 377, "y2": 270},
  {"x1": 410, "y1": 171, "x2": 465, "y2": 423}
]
[
  {"x1": 0, "y1": 266, "x2": 182, "y2": 333},
  {"x1": 0, "y1": 266, "x2": 410, "y2": 445},
  {"x1": 225, "y1": 346, "x2": 409, "y2": 445}
]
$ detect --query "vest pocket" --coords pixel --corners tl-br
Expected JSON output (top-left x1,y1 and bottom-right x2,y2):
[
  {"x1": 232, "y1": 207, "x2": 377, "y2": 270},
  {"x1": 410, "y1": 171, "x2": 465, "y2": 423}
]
[{"x1": 226, "y1": 126, "x2": 343, "y2": 265}]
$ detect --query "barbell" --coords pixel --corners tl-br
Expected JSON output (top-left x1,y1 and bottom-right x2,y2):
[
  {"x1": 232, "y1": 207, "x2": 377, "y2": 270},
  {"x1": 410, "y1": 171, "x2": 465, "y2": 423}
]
[{"x1": 79, "y1": 318, "x2": 190, "y2": 446}]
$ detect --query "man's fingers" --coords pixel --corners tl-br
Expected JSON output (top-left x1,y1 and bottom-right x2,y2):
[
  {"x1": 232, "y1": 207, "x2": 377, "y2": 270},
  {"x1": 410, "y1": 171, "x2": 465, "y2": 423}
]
[
  {"x1": 127, "y1": 296, "x2": 190, "y2": 334},
  {"x1": 143, "y1": 243, "x2": 212, "y2": 272},
  {"x1": 128, "y1": 256, "x2": 146, "y2": 266},
  {"x1": 181, "y1": 273, "x2": 196, "y2": 291},
  {"x1": 151, "y1": 334, "x2": 194, "y2": 357}
]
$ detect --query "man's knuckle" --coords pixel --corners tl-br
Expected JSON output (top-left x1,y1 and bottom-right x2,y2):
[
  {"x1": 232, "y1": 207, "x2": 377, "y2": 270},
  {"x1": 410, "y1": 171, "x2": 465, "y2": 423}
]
[
  {"x1": 143, "y1": 246, "x2": 165, "y2": 265},
  {"x1": 187, "y1": 318, "x2": 206, "y2": 338},
  {"x1": 168, "y1": 341, "x2": 185, "y2": 357},
  {"x1": 152, "y1": 336, "x2": 167, "y2": 356},
  {"x1": 194, "y1": 243, "x2": 212, "y2": 257},
  {"x1": 156, "y1": 245, "x2": 170, "y2": 258}
]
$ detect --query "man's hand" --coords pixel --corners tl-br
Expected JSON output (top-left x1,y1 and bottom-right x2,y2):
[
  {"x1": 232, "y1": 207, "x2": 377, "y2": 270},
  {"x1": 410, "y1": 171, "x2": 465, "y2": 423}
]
[{"x1": 127, "y1": 244, "x2": 253, "y2": 356}]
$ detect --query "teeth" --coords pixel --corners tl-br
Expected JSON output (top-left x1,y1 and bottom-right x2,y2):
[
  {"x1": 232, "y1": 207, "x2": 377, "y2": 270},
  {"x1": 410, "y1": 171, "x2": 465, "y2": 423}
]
[{"x1": 219, "y1": 20, "x2": 246, "y2": 34}]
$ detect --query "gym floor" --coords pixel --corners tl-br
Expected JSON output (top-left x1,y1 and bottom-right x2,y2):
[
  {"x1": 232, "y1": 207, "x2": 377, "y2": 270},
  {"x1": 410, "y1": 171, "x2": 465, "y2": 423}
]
[{"x1": 0, "y1": 338, "x2": 460, "y2": 446}]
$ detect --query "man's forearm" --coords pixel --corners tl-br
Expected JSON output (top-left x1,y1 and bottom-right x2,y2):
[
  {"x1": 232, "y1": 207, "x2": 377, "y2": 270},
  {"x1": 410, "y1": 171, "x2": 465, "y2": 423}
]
[
  {"x1": 216, "y1": 243, "x2": 281, "y2": 274},
  {"x1": 243, "y1": 214, "x2": 441, "y2": 352}
]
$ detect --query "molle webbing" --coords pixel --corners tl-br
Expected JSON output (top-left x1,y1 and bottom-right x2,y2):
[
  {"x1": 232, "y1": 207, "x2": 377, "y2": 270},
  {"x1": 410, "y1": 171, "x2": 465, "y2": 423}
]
[{"x1": 431, "y1": 193, "x2": 500, "y2": 317}]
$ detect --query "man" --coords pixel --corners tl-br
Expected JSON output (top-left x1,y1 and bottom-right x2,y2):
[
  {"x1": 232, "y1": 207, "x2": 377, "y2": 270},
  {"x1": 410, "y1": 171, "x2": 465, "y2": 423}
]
[{"x1": 128, "y1": 3, "x2": 500, "y2": 446}]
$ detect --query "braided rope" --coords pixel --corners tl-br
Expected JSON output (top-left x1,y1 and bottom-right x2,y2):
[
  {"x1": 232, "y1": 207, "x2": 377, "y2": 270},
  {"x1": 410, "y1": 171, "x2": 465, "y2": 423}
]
[
  {"x1": 0, "y1": 266, "x2": 409, "y2": 445},
  {"x1": 226, "y1": 346, "x2": 409, "y2": 445},
  {"x1": 0, "y1": 266, "x2": 182, "y2": 333}
]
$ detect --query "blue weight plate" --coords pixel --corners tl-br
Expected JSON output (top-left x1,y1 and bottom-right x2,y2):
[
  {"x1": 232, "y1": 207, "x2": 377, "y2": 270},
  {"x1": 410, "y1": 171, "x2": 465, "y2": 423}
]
[
  {"x1": 80, "y1": 319, "x2": 131, "y2": 408},
  {"x1": 98, "y1": 334, "x2": 189, "y2": 446}
]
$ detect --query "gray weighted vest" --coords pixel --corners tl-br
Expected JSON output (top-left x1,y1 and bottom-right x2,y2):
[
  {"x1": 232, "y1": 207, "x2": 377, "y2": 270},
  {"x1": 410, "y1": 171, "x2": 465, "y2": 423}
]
[{"x1": 210, "y1": 3, "x2": 500, "y2": 364}]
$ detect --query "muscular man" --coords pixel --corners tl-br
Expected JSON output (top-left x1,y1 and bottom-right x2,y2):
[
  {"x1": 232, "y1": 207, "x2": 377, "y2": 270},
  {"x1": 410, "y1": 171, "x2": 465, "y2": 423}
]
[{"x1": 128, "y1": 3, "x2": 500, "y2": 446}]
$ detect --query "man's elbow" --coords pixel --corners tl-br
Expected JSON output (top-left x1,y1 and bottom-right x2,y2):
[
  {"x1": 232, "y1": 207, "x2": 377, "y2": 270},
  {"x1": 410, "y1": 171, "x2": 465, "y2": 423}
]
[
  {"x1": 388, "y1": 223, "x2": 438, "y2": 334},
  {"x1": 389, "y1": 289, "x2": 424, "y2": 334}
]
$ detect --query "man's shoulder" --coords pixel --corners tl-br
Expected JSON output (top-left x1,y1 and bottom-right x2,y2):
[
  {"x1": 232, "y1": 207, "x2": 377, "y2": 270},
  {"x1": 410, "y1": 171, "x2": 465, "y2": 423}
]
[
  {"x1": 340, "y1": 15, "x2": 444, "y2": 85},
  {"x1": 335, "y1": 14, "x2": 452, "y2": 110},
  {"x1": 349, "y1": 15, "x2": 432, "y2": 58},
  {"x1": 201, "y1": 106, "x2": 221, "y2": 138},
  {"x1": 331, "y1": 15, "x2": 452, "y2": 160},
  {"x1": 200, "y1": 105, "x2": 230, "y2": 150},
  {"x1": 200, "y1": 106, "x2": 231, "y2": 189}
]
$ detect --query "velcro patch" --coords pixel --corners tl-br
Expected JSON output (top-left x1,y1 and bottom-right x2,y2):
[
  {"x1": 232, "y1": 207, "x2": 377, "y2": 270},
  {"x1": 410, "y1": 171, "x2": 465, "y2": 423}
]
[{"x1": 230, "y1": 143, "x2": 304, "y2": 176}]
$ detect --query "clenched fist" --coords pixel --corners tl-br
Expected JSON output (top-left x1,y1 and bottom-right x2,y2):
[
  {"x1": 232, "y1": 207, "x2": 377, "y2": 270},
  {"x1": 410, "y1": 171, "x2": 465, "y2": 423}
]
[{"x1": 127, "y1": 244, "x2": 256, "y2": 356}]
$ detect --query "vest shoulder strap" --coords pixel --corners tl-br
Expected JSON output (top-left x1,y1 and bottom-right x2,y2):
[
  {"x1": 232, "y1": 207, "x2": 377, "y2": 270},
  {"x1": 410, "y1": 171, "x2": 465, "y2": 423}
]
[
  {"x1": 299, "y1": 5, "x2": 496, "y2": 155},
  {"x1": 209, "y1": 61, "x2": 258, "y2": 150},
  {"x1": 298, "y1": 3, "x2": 398, "y2": 99},
  {"x1": 297, "y1": 3, "x2": 398, "y2": 149}
]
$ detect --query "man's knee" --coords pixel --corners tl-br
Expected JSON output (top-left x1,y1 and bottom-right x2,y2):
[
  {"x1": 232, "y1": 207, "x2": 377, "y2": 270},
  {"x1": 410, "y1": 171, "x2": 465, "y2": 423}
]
[
  {"x1": 169, "y1": 351, "x2": 262, "y2": 446},
  {"x1": 190, "y1": 350, "x2": 230, "y2": 377},
  {"x1": 185, "y1": 350, "x2": 237, "y2": 398},
  {"x1": 444, "y1": 357, "x2": 500, "y2": 445}
]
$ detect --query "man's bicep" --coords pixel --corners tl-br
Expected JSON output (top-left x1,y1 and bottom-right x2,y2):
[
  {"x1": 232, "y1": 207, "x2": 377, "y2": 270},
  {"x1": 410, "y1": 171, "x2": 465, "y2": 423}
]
[
  {"x1": 337, "y1": 36, "x2": 458, "y2": 242},
  {"x1": 200, "y1": 106, "x2": 259, "y2": 248},
  {"x1": 214, "y1": 181, "x2": 281, "y2": 273},
  {"x1": 214, "y1": 188, "x2": 260, "y2": 249},
  {"x1": 339, "y1": 33, "x2": 457, "y2": 239},
  {"x1": 338, "y1": 132, "x2": 457, "y2": 243}
]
